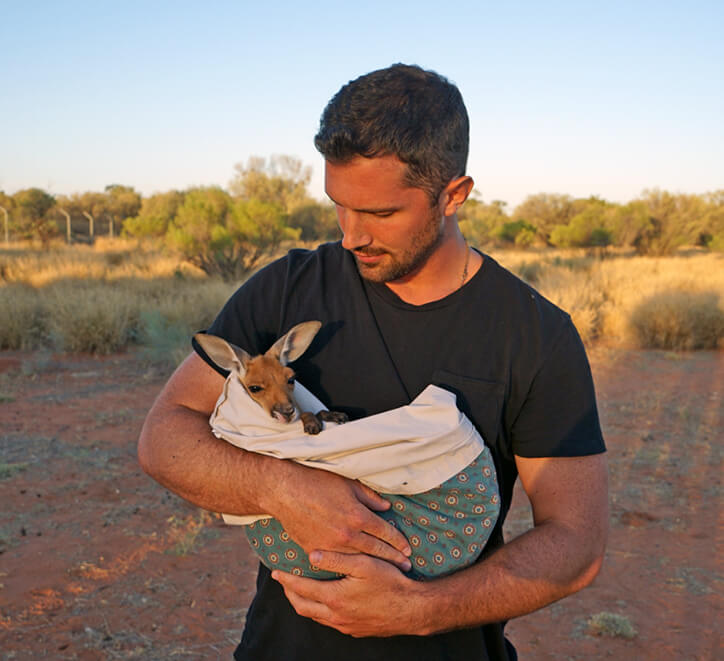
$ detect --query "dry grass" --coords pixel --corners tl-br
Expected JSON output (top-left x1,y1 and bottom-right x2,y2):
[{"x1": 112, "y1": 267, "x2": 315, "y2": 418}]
[
  {"x1": 0, "y1": 238, "x2": 236, "y2": 361},
  {"x1": 586, "y1": 611, "x2": 638, "y2": 639},
  {"x1": 0, "y1": 237, "x2": 205, "y2": 286},
  {"x1": 1, "y1": 240, "x2": 722, "y2": 355},
  {"x1": 492, "y1": 248, "x2": 724, "y2": 349}
]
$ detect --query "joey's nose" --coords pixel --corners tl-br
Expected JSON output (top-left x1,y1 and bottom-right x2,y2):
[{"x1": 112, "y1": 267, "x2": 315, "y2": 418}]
[{"x1": 272, "y1": 403, "x2": 297, "y2": 423}]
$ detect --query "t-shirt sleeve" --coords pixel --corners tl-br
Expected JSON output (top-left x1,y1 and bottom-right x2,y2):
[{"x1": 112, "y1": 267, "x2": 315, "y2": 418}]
[
  {"x1": 510, "y1": 319, "x2": 606, "y2": 458},
  {"x1": 191, "y1": 259, "x2": 287, "y2": 377}
]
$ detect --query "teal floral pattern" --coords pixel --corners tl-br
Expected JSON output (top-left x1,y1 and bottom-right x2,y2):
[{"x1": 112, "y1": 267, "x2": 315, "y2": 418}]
[{"x1": 245, "y1": 449, "x2": 500, "y2": 580}]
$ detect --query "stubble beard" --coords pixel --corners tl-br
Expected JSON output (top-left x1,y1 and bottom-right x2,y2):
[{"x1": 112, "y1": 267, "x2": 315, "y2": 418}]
[{"x1": 354, "y1": 210, "x2": 445, "y2": 283}]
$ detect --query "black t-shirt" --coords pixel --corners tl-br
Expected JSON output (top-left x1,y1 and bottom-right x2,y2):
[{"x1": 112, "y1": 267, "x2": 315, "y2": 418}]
[{"x1": 194, "y1": 242, "x2": 605, "y2": 661}]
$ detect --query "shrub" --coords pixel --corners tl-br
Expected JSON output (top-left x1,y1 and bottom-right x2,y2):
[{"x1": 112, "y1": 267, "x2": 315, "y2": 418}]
[
  {"x1": 587, "y1": 612, "x2": 637, "y2": 639},
  {"x1": 0, "y1": 285, "x2": 46, "y2": 349},
  {"x1": 629, "y1": 291, "x2": 724, "y2": 350},
  {"x1": 45, "y1": 284, "x2": 137, "y2": 354},
  {"x1": 497, "y1": 220, "x2": 536, "y2": 244}
]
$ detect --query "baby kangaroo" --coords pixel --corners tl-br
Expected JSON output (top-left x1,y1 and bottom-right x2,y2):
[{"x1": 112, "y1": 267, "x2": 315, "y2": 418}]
[{"x1": 194, "y1": 321, "x2": 348, "y2": 434}]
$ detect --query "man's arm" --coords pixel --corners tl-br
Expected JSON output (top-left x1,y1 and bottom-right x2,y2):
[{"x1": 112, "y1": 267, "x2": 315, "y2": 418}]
[
  {"x1": 272, "y1": 451, "x2": 609, "y2": 637},
  {"x1": 137, "y1": 352, "x2": 412, "y2": 569}
]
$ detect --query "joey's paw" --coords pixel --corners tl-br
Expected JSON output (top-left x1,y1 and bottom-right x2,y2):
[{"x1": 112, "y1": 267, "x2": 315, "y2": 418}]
[
  {"x1": 301, "y1": 412, "x2": 322, "y2": 435},
  {"x1": 322, "y1": 411, "x2": 349, "y2": 425}
]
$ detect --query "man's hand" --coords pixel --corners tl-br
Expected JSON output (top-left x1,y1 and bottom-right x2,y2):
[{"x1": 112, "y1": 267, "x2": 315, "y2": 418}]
[
  {"x1": 272, "y1": 551, "x2": 425, "y2": 637},
  {"x1": 273, "y1": 453, "x2": 609, "y2": 638},
  {"x1": 264, "y1": 462, "x2": 412, "y2": 572}
]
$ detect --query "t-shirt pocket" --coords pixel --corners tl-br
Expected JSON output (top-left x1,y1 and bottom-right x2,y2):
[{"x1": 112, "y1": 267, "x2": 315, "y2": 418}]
[{"x1": 431, "y1": 370, "x2": 505, "y2": 448}]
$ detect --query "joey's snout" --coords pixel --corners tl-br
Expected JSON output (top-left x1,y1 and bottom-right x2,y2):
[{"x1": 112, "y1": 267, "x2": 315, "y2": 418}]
[{"x1": 271, "y1": 402, "x2": 298, "y2": 424}]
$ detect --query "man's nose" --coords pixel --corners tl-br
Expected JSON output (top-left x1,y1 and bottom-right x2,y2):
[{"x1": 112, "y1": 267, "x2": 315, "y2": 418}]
[{"x1": 338, "y1": 208, "x2": 371, "y2": 251}]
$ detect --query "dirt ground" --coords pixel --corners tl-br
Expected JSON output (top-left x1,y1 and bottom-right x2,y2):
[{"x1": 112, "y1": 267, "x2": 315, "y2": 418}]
[{"x1": 0, "y1": 346, "x2": 721, "y2": 660}]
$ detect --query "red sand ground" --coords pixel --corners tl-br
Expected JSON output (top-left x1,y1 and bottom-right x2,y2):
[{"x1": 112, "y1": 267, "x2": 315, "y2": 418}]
[{"x1": 0, "y1": 347, "x2": 721, "y2": 660}]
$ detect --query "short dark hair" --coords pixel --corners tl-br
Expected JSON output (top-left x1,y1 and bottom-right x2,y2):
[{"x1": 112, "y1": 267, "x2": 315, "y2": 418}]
[{"x1": 314, "y1": 63, "x2": 469, "y2": 202}]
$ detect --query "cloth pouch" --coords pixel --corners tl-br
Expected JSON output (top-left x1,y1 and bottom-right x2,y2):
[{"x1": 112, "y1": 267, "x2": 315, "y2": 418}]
[{"x1": 210, "y1": 378, "x2": 500, "y2": 579}]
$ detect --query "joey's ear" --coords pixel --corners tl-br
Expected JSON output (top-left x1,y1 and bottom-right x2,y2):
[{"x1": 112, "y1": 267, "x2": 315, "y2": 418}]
[
  {"x1": 193, "y1": 333, "x2": 251, "y2": 376},
  {"x1": 268, "y1": 321, "x2": 322, "y2": 366},
  {"x1": 440, "y1": 175, "x2": 474, "y2": 217}
]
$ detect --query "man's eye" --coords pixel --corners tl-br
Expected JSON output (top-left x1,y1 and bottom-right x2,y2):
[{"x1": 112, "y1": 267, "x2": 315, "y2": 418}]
[
  {"x1": 374, "y1": 211, "x2": 394, "y2": 218},
  {"x1": 248, "y1": 385, "x2": 263, "y2": 393}
]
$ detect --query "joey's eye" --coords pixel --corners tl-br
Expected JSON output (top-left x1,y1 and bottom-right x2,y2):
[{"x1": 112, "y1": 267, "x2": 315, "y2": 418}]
[
  {"x1": 248, "y1": 385, "x2": 263, "y2": 393},
  {"x1": 287, "y1": 378, "x2": 295, "y2": 386}
]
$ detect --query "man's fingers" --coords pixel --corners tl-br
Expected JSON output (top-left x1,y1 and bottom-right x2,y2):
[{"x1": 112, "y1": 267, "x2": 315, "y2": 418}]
[
  {"x1": 355, "y1": 529, "x2": 411, "y2": 571},
  {"x1": 351, "y1": 483, "x2": 410, "y2": 547},
  {"x1": 353, "y1": 482, "x2": 391, "y2": 512},
  {"x1": 362, "y1": 511, "x2": 411, "y2": 556},
  {"x1": 309, "y1": 550, "x2": 373, "y2": 576},
  {"x1": 272, "y1": 571, "x2": 334, "y2": 622}
]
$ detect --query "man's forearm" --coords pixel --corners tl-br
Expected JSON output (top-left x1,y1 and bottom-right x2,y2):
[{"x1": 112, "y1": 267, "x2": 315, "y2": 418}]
[
  {"x1": 138, "y1": 399, "x2": 288, "y2": 517},
  {"x1": 412, "y1": 518, "x2": 605, "y2": 634}
]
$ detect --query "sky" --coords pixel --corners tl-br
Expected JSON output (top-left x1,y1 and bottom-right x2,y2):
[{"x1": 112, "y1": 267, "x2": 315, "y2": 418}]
[{"x1": 2, "y1": 0, "x2": 722, "y2": 211}]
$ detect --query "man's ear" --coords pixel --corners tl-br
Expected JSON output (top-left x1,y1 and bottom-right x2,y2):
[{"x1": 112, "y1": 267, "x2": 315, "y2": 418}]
[{"x1": 440, "y1": 176, "x2": 474, "y2": 217}]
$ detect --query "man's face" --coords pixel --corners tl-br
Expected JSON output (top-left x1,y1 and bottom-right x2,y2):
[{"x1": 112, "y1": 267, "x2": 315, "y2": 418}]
[{"x1": 325, "y1": 155, "x2": 444, "y2": 283}]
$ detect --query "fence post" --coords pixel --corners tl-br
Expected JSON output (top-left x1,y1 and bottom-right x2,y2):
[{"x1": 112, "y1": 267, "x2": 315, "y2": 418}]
[
  {"x1": 0, "y1": 206, "x2": 7, "y2": 245},
  {"x1": 82, "y1": 211, "x2": 94, "y2": 241},
  {"x1": 58, "y1": 208, "x2": 71, "y2": 243}
]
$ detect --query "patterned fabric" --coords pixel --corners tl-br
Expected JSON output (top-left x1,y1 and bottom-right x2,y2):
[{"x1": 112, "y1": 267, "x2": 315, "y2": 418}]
[{"x1": 244, "y1": 449, "x2": 500, "y2": 580}]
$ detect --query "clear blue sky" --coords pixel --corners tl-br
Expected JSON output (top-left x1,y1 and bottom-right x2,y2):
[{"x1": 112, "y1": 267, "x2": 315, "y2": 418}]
[{"x1": 2, "y1": 0, "x2": 722, "y2": 210}]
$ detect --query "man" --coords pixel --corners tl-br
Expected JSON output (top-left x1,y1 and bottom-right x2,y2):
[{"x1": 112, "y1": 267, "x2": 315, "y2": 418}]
[{"x1": 138, "y1": 63, "x2": 608, "y2": 660}]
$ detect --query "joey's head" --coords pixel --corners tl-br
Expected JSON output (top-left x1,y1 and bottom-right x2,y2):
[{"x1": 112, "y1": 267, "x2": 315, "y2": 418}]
[
  {"x1": 193, "y1": 320, "x2": 323, "y2": 425},
  {"x1": 238, "y1": 353, "x2": 299, "y2": 423}
]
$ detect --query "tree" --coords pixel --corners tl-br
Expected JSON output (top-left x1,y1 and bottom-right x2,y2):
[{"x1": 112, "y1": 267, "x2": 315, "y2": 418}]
[
  {"x1": 607, "y1": 201, "x2": 649, "y2": 248},
  {"x1": 513, "y1": 193, "x2": 577, "y2": 244},
  {"x1": 104, "y1": 184, "x2": 142, "y2": 236},
  {"x1": 496, "y1": 219, "x2": 538, "y2": 246},
  {"x1": 458, "y1": 195, "x2": 510, "y2": 247},
  {"x1": 549, "y1": 198, "x2": 612, "y2": 249},
  {"x1": 697, "y1": 190, "x2": 724, "y2": 251},
  {"x1": 288, "y1": 202, "x2": 341, "y2": 242},
  {"x1": 229, "y1": 155, "x2": 313, "y2": 213},
  {"x1": 123, "y1": 190, "x2": 185, "y2": 239},
  {"x1": 12, "y1": 188, "x2": 58, "y2": 245},
  {"x1": 166, "y1": 187, "x2": 299, "y2": 281},
  {"x1": 633, "y1": 190, "x2": 709, "y2": 255}
]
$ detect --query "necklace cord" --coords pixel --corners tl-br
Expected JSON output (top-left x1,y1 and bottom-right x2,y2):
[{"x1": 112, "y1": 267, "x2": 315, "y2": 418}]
[{"x1": 460, "y1": 243, "x2": 470, "y2": 288}]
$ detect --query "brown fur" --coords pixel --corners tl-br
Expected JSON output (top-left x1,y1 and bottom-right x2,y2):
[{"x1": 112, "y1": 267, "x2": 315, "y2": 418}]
[{"x1": 194, "y1": 321, "x2": 348, "y2": 434}]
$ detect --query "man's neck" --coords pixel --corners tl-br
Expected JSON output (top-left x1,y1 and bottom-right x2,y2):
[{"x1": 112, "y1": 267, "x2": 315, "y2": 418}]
[{"x1": 383, "y1": 231, "x2": 482, "y2": 306}]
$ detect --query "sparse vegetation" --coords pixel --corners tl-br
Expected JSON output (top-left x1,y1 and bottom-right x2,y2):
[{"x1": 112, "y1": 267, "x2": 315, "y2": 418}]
[
  {"x1": 166, "y1": 511, "x2": 215, "y2": 556},
  {"x1": 0, "y1": 462, "x2": 29, "y2": 480},
  {"x1": 587, "y1": 612, "x2": 638, "y2": 639},
  {"x1": 0, "y1": 239, "x2": 236, "y2": 361},
  {"x1": 1, "y1": 240, "x2": 722, "y2": 356},
  {"x1": 491, "y1": 249, "x2": 724, "y2": 348}
]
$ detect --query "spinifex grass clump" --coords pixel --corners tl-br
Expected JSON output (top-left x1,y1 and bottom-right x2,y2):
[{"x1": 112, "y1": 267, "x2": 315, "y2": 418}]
[
  {"x1": 493, "y1": 249, "x2": 724, "y2": 350},
  {"x1": 0, "y1": 239, "x2": 236, "y2": 360},
  {"x1": 587, "y1": 612, "x2": 638, "y2": 639},
  {"x1": 46, "y1": 283, "x2": 137, "y2": 354},
  {"x1": 0, "y1": 285, "x2": 46, "y2": 350},
  {"x1": 629, "y1": 291, "x2": 723, "y2": 350}
]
